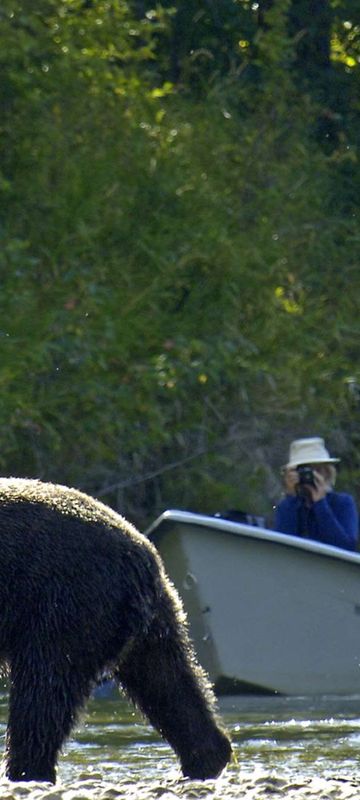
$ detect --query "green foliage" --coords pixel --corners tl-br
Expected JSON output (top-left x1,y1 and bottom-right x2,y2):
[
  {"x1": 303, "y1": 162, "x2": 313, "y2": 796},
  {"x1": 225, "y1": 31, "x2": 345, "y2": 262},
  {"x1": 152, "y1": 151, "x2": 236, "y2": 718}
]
[{"x1": 1, "y1": 0, "x2": 360, "y2": 526}]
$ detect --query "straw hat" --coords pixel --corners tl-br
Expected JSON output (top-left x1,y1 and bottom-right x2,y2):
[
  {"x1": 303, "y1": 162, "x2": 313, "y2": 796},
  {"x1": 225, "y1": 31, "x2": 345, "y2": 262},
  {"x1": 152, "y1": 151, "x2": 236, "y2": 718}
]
[{"x1": 284, "y1": 437, "x2": 340, "y2": 469}]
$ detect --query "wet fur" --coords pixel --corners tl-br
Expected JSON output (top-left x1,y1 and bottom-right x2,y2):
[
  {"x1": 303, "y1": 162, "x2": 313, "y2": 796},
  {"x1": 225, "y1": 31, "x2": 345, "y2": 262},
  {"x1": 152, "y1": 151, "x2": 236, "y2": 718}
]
[{"x1": 0, "y1": 479, "x2": 231, "y2": 782}]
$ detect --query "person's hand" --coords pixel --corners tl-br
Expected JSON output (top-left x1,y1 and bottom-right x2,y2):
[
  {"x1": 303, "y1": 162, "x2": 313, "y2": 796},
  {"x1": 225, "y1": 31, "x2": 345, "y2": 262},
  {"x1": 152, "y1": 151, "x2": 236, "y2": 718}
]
[
  {"x1": 306, "y1": 470, "x2": 327, "y2": 503},
  {"x1": 283, "y1": 468, "x2": 299, "y2": 496}
]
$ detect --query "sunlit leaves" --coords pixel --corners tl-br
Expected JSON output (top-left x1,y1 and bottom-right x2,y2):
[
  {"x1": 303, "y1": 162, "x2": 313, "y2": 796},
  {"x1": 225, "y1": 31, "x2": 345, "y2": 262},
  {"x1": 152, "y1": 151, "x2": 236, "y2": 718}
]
[
  {"x1": 331, "y1": 32, "x2": 359, "y2": 67},
  {"x1": 0, "y1": 0, "x2": 171, "y2": 103},
  {"x1": 274, "y1": 286, "x2": 303, "y2": 315}
]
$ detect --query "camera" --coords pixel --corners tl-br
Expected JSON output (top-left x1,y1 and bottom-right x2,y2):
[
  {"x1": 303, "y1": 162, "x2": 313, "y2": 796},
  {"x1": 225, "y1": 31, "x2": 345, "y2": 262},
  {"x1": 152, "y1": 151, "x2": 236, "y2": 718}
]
[{"x1": 296, "y1": 465, "x2": 316, "y2": 487}]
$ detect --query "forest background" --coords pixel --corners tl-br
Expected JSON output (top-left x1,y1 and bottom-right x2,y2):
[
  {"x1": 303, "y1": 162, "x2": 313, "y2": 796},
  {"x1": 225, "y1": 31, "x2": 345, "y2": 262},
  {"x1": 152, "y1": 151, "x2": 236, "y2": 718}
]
[{"x1": 1, "y1": 0, "x2": 360, "y2": 529}]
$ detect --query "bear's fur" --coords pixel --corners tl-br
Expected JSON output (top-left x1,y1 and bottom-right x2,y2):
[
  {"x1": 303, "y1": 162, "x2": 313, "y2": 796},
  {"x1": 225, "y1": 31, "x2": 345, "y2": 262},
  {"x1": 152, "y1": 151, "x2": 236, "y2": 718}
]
[{"x1": 0, "y1": 478, "x2": 231, "y2": 783}]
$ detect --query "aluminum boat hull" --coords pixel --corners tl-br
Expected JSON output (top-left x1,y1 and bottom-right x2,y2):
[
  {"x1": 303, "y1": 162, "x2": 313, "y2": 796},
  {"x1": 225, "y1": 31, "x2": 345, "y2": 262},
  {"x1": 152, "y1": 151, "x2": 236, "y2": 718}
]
[{"x1": 147, "y1": 510, "x2": 360, "y2": 695}]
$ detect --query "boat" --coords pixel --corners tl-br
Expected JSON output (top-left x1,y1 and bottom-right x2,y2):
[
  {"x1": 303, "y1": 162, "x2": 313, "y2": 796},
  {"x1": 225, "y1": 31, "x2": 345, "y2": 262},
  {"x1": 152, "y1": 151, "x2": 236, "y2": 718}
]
[{"x1": 146, "y1": 510, "x2": 360, "y2": 696}]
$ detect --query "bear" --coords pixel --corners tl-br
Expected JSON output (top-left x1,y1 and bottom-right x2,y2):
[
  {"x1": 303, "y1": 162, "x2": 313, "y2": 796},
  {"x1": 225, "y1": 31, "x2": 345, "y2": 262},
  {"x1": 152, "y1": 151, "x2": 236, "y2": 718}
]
[{"x1": 0, "y1": 478, "x2": 231, "y2": 783}]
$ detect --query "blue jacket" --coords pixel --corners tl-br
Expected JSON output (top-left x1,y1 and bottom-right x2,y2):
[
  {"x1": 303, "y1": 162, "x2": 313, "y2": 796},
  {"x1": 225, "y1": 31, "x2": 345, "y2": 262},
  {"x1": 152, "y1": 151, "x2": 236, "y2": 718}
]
[{"x1": 274, "y1": 491, "x2": 359, "y2": 551}]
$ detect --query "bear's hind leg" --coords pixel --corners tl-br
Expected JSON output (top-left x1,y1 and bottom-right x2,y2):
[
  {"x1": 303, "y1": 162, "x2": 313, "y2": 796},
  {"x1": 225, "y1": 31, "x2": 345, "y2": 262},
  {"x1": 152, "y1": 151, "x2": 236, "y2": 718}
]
[
  {"x1": 5, "y1": 651, "x2": 92, "y2": 782},
  {"x1": 114, "y1": 587, "x2": 231, "y2": 780}
]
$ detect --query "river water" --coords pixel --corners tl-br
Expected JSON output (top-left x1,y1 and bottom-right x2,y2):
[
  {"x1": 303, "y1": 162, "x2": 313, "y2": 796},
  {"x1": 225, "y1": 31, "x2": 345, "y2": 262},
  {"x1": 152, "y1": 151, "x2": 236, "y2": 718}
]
[{"x1": 1, "y1": 689, "x2": 360, "y2": 799}]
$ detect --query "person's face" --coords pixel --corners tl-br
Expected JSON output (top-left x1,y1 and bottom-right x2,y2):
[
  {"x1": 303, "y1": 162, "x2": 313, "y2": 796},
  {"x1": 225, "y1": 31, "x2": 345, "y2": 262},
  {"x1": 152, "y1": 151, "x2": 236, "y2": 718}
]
[{"x1": 303, "y1": 463, "x2": 335, "y2": 484}]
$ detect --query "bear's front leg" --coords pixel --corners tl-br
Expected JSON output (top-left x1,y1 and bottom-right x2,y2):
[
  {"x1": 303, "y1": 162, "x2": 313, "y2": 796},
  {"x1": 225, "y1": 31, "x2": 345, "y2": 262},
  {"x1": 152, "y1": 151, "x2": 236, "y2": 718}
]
[{"x1": 5, "y1": 649, "x2": 91, "y2": 782}]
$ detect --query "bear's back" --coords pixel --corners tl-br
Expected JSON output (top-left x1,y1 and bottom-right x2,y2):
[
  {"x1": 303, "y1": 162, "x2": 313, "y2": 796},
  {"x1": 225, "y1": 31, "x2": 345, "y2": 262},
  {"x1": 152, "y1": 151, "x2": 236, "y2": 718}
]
[
  {"x1": 0, "y1": 479, "x2": 163, "y2": 649},
  {"x1": 0, "y1": 477, "x2": 160, "y2": 583},
  {"x1": 0, "y1": 478, "x2": 141, "y2": 538}
]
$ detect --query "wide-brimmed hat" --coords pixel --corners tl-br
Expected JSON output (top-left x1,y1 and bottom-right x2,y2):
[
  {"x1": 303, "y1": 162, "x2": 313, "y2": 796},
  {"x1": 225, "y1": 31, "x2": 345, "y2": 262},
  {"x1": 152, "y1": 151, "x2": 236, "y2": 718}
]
[{"x1": 284, "y1": 437, "x2": 340, "y2": 469}]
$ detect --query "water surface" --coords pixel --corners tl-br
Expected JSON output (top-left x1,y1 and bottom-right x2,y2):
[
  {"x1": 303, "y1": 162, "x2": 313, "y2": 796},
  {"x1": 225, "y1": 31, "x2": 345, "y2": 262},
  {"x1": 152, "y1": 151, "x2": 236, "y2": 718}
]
[{"x1": 1, "y1": 690, "x2": 360, "y2": 798}]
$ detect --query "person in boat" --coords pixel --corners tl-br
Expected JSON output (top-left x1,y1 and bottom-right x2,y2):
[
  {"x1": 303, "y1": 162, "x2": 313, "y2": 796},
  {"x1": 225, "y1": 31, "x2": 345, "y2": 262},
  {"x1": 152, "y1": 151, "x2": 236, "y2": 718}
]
[{"x1": 274, "y1": 437, "x2": 358, "y2": 551}]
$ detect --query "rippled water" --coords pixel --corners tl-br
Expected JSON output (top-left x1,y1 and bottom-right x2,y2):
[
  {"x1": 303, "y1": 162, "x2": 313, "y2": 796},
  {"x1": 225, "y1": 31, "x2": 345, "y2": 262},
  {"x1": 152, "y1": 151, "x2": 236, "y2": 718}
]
[{"x1": 1, "y1": 689, "x2": 360, "y2": 798}]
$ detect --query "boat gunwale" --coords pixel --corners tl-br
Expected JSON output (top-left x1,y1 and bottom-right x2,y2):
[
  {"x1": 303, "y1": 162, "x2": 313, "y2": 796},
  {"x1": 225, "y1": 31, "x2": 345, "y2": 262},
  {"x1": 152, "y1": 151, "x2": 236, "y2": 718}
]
[{"x1": 146, "y1": 509, "x2": 360, "y2": 567}]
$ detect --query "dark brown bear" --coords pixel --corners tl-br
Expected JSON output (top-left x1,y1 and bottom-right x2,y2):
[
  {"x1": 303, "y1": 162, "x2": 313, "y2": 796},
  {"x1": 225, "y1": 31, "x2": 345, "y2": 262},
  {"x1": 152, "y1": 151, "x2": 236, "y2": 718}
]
[{"x1": 0, "y1": 478, "x2": 231, "y2": 783}]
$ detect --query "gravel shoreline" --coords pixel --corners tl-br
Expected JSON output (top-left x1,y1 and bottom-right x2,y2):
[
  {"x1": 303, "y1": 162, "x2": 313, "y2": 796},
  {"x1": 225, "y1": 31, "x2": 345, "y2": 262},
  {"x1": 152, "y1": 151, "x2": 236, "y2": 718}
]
[{"x1": 1, "y1": 769, "x2": 360, "y2": 800}]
